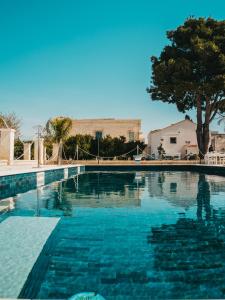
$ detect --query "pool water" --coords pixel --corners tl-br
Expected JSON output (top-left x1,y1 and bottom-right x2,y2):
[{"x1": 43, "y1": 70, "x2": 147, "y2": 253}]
[{"x1": 1, "y1": 171, "x2": 225, "y2": 299}]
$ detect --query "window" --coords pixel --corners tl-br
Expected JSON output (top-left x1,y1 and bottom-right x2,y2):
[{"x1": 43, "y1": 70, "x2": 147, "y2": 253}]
[
  {"x1": 170, "y1": 137, "x2": 177, "y2": 144},
  {"x1": 128, "y1": 131, "x2": 135, "y2": 142},
  {"x1": 170, "y1": 182, "x2": 177, "y2": 193},
  {"x1": 95, "y1": 131, "x2": 103, "y2": 139}
]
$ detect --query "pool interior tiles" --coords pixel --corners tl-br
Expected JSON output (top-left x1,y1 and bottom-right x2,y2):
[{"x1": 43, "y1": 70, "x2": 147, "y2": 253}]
[
  {"x1": 21, "y1": 211, "x2": 225, "y2": 299},
  {"x1": 20, "y1": 209, "x2": 180, "y2": 299},
  {"x1": 1, "y1": 171, "x2": 225, "y2": 299},
  {"x1": 0, "y1": 216, "x2": 59, "y2": 298},
  {"x1": 0, "y1": 165, "x2": 83, "y2": 200}
]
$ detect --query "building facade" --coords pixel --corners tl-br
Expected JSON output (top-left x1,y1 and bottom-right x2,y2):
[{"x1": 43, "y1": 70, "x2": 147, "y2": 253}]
[
  {"x1": 210, "y1": 132, "x2": 225, "y2": 152},
  {"x1": 147, "y1": 119, "x2": 198, "y2": 159},
  {"x1": 70, "y1": 118, "x2": 142, "y2": 141}
]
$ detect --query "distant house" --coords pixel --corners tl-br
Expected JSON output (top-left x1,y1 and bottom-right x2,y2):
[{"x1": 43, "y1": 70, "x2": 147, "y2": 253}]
[{"x1": 147, "y1": 119, "x2": 198, "y2": 159}]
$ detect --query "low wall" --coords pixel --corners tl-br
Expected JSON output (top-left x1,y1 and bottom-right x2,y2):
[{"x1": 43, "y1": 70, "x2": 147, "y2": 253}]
[
  {"x1": 64, "y1": 159, "x2": 200, "y2": 165},
  {"x1": 85, "y1": 164, "x2": 225, "y2": 177},
  {"x1": 13, "y1": 160, "x2": 38, "y2": 166}
]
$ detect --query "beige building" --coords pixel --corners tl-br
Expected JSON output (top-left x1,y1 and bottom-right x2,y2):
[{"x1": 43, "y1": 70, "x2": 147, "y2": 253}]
[{"x1": 70, "y1": 118, "x2": 142, "y2": 141}]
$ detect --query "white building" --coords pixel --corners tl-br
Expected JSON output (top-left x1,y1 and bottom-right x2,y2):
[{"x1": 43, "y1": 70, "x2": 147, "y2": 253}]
[
  {"x1": 210, "y1": 132, "x2": 225, "y2": 153},
  {"x1": 147, "y1": 119, "x2": 198, "y2": 159}
]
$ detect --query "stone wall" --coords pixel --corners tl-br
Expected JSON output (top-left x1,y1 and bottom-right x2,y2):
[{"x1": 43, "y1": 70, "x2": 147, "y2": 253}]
[{"x1": 0, "y1": 128, "x2": 15, "y2": 165}]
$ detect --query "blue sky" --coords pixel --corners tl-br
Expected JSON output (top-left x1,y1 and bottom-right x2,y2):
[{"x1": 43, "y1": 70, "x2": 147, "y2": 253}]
[{"x1": 0, "y1": 0, "x2": 225, "y2": 139}]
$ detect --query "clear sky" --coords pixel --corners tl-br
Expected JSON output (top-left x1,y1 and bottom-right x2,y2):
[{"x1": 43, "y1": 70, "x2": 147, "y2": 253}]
[{"x1": 0, "y1": 0, "x2": 225, "y2": 140}]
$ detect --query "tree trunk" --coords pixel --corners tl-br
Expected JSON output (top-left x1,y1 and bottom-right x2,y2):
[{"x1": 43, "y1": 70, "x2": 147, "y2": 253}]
[
  {"x1": 202, "y1": 96, "x2": 211, "y2": 154},
  {"x1": 196, "y1": 95, "x2": 204, "y2": 159},
  {"x1": 202, "y1": 123, "x2": 210, "y2": 154},
  {"x1": 57, "y1": 141, "x2": 63, "y2": 165},
  {"x1": 196, "y1": 95, "x2": 211, "y2": 160}
]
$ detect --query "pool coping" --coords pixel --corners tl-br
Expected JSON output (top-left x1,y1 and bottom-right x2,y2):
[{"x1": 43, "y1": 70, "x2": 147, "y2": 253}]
[
  {"x1": 2, "y1": 163, "x2": 225, "y2": 177},
  {"x1": 0, "y1": 216, "x2": 60, "y2": 299},
  {"x1": 0, "y1": 164, "x2": 84, "y2": 178}
]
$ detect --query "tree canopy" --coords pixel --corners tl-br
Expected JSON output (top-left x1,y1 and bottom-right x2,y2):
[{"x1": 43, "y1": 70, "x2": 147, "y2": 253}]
[
  {"x1": 0, "y1": 112, "x2": 21, "y2": 137},
  {"x1": 147, "y1": 17, "x2": 225, "y2": 157},
  {"x1": 45, "y1": 117, "x2": 72, "y2": 144}
]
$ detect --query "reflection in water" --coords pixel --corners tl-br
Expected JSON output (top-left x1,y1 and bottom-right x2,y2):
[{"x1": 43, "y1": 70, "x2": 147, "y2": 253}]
[
  {"x1": 64, "y1": 172, "x2": 144, "y2": 196},
  {"x1": 2, "y1": 172, "x2": 145, "y2": 216},
  {"x1": 1, "y1": 171, "x2": 225, "y2": 218},
  {"x1": 149, "y1": 174, "x2": 225, "y2": 298},
  {"x1": 147, "y1": 171, "x2": 200, "y2": 209},
  {"x1": 61, "y1": 172, "x2": 144, "y2": 209},
  {"x1": 0, "y1": 197, "x2": 15, "y2": 214},
  {"x1": 197, "y1": 174, "x2": 211, "y2": 221},
  {"x1": 2, "y1": 171, "x2": 225, "y2": 217}
]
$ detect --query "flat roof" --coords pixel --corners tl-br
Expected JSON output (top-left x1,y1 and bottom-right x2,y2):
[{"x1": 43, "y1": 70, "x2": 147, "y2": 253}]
[{"x1": 72, "y1": 118, "x2": 141, "y2": 122}]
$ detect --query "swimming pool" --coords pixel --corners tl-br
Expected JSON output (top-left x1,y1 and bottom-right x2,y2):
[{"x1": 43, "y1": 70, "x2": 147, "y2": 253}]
[{"x1": 1, "y1": 170, "x2": 225, "y2": 299}]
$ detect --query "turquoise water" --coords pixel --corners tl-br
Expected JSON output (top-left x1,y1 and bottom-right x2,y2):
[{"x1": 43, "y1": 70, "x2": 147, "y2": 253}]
[{"x1": 1, "y1": 171, "x2": 225, "y2": 299}]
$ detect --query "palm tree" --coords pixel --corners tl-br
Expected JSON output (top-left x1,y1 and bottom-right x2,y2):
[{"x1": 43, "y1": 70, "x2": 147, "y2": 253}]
[{"x1": 45, "y1": 117, "x2": 72, "y2": 165}]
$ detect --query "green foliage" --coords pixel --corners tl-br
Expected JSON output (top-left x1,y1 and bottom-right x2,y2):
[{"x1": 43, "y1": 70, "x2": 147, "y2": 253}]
[
  {"x1": 148, "y1": 17, "x2": 225, "y2": 111},
  {"x1": 63, "y1": 134, "x2": 146, "y2": 160},
  {"x1": 45, "y1": 117, "x2": 72, "y2": 144},
  {"x1": 147, "y1": 17, "x2": 225, "y2": 156},
  {"x1": 14, "y1": 139, "x2": 23, "y2": 159},
  {"x1": 44, "y1": 138, "x2": 53, "y2": 159},
  {"x1": 63, "y1": 135, "x2": 93, "y2": 160}
]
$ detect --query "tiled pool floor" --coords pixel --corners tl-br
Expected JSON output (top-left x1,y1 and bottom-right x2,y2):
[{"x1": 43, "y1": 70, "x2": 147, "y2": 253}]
[
  {"x1": 21, "y1": 209, "x2": 225, "y2": 299},
  {"x1": 21, "y1": 210, "x2": 169, "y2": 299}
]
